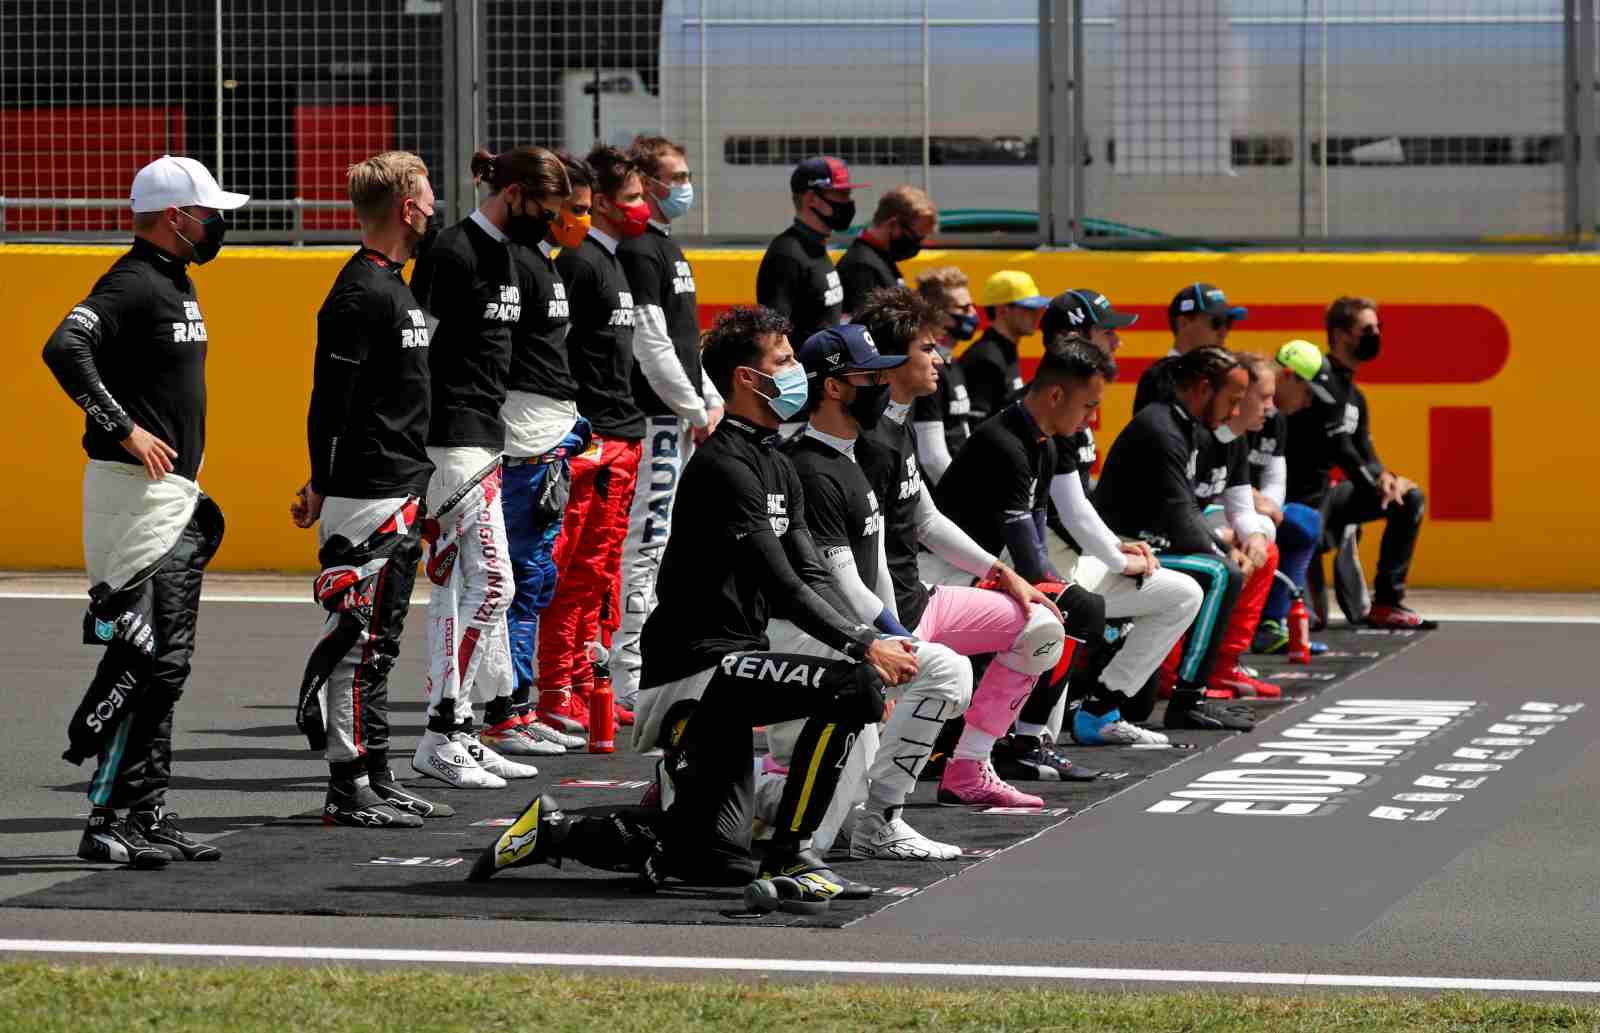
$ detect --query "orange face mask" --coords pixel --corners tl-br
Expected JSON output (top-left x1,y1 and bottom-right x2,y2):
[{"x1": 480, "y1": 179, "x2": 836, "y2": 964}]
[{"x1": 551, "y1": 209, "x2": 590, "y2": 249}]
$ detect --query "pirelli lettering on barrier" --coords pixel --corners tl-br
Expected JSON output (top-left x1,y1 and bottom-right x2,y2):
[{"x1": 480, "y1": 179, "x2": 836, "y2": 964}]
[{"x1": 1148, "y1": 698, "x2": 1479, "y2": 818}]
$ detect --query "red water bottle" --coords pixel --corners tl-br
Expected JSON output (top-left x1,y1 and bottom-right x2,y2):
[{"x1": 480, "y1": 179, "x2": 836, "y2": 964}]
[
  {"x1": 1288, "y1": 597, "x2": 1312, "y2": 665},
  {"x1": 588, "y1": 641, "x2": 616, "y2": 753}
]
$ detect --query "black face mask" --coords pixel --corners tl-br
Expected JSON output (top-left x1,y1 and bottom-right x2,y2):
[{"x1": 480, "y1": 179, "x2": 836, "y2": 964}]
[
  {"x1": 949, "y1": 311, "x2": 979, "y2": 342},
  {"x1": 847, "y1": 382, "x2": 890, "y2": 430},
  {"x1": 410, "y1": 209, "x2": 440, "y2": 260},
  {"x1": 507, "y1": 203, "x2": 557, "y2": 248},
  {"x1": 177, "y1": 209, "x2": 227, "y2": 265},
  {"x1": 817, "y1": 197, "x2": 856, "y2": 233},
  {"x1": 885, "y1": 223, "x2": 923, "y2": 262},
  {"x1": 1353, "y1": 328, "x2": 1381, "y2": 361}
]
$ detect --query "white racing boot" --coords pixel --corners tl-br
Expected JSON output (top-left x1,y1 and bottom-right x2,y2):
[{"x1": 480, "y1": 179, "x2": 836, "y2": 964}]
[{"x1": 412, "y1": 729, "x2": 506, "y2": 789}]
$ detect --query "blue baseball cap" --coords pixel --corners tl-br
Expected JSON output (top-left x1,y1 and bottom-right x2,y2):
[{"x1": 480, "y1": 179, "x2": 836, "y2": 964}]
[
  {"x1": 1170, "y1": 282, "x2": 1249, "y2": 323},
  {"x1": 798, "y1": 324, "x2": 908, "y2": 384}
]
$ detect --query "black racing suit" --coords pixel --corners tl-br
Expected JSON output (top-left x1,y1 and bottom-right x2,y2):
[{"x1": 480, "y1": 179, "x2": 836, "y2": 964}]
[
  {"x1": 296, "y1": 248, "x2": 434, "y2": 775},
  {"x1": 610, "y1": 415, "x2": 887, "y2": 880},
  {"x1": 1286, "y1": 357, "x2": 1424, "y2": 607},
  {"x1": 43, "y1": 237, "x2": 226, "y2": 811}
]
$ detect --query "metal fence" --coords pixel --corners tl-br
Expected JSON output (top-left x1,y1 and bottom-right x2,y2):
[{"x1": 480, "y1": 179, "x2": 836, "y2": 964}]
[{"x1": 1, "y1": 0, "x2": 1596, "y2": 248}]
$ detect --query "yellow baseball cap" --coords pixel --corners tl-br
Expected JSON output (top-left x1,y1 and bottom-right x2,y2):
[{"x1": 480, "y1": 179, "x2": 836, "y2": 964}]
[
  {"x1": 1276, "y1": 339, "x2": 1324, "y2": 381},
  {"x1": 982, "y1": 270, "x2": 1049, "y2": 309}
]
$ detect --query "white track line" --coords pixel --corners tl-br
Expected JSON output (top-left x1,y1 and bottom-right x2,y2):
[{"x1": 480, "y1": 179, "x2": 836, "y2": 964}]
[{"x1": 0, "y1": 939, "x2": 1594, "y2": 993}]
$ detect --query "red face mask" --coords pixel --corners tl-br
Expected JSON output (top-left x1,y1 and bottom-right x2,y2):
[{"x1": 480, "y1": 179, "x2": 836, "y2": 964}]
[{"x1": 616, "y1": 199, "x2": 651, "y2": 238}]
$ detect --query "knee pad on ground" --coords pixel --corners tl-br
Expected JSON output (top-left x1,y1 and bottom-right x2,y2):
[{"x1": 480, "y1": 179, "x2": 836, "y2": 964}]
[{"x1": 993, "y1": 603, "x2": 1067, "y2": 676}]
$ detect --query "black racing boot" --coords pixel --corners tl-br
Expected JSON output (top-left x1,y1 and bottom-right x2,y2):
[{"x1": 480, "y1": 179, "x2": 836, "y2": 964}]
[
  {"x1": 323, "y1": 779, "x2": 423, "y2": 829},
  {"x1": 77, "y1": 807, "x2": 169, "y2": 869},
  {"x1": 130, "y1": 808, "x2": 222, "y2": 861},
  {"x1": 370, "y1": 768, "x2": 455, "y2": 819}
]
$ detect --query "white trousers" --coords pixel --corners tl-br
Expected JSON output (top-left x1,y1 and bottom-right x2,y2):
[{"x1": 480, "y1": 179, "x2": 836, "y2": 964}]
[
  {"x1": 1070, "y1": 554, "x2": 1203, "y2": 697},
  {"x1": 762, "y1": 621, "x2": 972, "y2": 851},
  {"x1": 611, "y1": 416, "x2": 690, "y2": 707},
  {"x1": 424, "y1": 447, "x2": 514, "y2": 725}
]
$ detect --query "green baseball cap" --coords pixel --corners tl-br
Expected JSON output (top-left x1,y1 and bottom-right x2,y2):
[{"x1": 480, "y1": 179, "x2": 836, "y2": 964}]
[{"x1": 1276, "y1": 338, "x2": 1323, "y2": 381}]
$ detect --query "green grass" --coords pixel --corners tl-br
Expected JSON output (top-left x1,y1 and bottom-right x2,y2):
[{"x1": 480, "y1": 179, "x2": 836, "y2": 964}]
[{"x1": 1, "y1": 962, "x2": 1597, "y2": 1032}]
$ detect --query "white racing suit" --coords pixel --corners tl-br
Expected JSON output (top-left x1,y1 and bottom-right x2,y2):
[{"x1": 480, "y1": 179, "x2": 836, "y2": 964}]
[
  {"x1": 611, "y1": 414, "x2": 690, "y2": 708},
  {"x1": 296, "y1": 495, "x2": 425, "y2": 764},
  {"x1": 424, "y1": 447, "x2": 514, "y2": 727}
]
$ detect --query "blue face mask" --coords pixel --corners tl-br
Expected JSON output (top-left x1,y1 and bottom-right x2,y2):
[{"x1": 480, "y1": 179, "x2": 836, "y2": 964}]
[
  {"x1": 746, "y1": 362, "x2": 809, "y2": 421},
  {"x1": 950, "y1": 311, "x2": 979, "y2": 342},
  {"x1": 657, "y1": 182, "x2": 694, "y2": 220}
]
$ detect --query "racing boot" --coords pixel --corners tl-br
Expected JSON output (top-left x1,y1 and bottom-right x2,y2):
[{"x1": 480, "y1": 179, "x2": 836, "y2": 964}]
[
  {"x1": 849, "y1": 807, "x2": 961, "y2": 861},
  {"x1": 77, "y1": 807, "x2": 168, "y2": 869},
  {"x1": 758, "y1": 844, "x2": 873, "y2": 901},
  {"x1": 323, "y1": 779, "x2": 423, "y2": 829},
  {"x1": 369, "y1": 768, "x2": 455, "y2": 819},
  {"x1": 992, "y1": 734, "x2": 1102, "y2": 782},
  {"x1": 130, "y1": 808, "x2": 223, "y2": 860},
  {"x1": 467, "y1": 793, "x2": 568, "y2": 882}
]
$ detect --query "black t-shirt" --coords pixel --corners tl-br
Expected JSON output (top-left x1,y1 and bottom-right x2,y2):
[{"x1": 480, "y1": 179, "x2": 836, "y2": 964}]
[
  {"x1": 1094, "y1": 401, "x2": 1218, "y2": 555},
  {"x1": 936, "y1": 401, "x2": 1054, "y2": 559},
  {"x1": 835, "y1": 236, "x2": 901, "y2": 318},
  {"x1": 785, "y1": 433, "x2": 883, "y2": 604},
  {"x1": 640, "y1": 416, "x2": 843, "y2": 685},
  {"x1": 1248, "y1": 410, "x2": 1287, "y2": 491},
  {"x1": 619, "y1": 224, "x2": 704, "y2": 417},
  {"x1": 1192, "y1": 428, "x2": 1249, "y2": 506},
  {"x1": 958, "y1": 328, "x2": 1023, "y2": 425},
  {"x1": 913, "y1": 352, "x2": 974, "y2": 458},
  {"x1": 556, "y1": 233, "x2": 645, "y2": 440},
  {"x1": 42, "y1": 238, "x2": 208, "y2": 481},
  {"x1": 1285, "y1": 357, "x2": 1383, "y2": 503},
  {"x1": 1055, "y1": 425, "x2": 1097, "y2": 494},
  {"x1": 307, "y1": 248, "x2": 434, "y2": 499},
  {"x1": 412, "y1": 218, "x2": 519, "y2": 449},
  {"x1": 860, "y1": 412, "x2": 932, "y2": 629},
  {"x1": 756, "y1": 221, "x2": 842, "y2": 344},
  {"x1": 507, "y1": 241, "x2": 576, "y2": 401}
]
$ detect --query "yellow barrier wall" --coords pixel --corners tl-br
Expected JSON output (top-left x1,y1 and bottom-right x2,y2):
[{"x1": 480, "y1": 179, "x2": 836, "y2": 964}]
[{"x1": 5, "y1": 244, "x2": 1597, "y2": 589}]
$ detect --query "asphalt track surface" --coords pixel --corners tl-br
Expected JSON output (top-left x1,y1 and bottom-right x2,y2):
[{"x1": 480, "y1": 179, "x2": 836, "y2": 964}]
[{"x1": 3, "y1": 593, "x2": 1600, "y2": 997}]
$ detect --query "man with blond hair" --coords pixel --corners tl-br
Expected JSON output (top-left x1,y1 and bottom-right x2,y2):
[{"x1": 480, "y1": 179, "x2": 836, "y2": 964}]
[
  {"x1": 290, "y1": 151, "x2": 448, "y2": 827},
  {"x1": 837, "y1": 185, "x2": 937, "y2": 318}
]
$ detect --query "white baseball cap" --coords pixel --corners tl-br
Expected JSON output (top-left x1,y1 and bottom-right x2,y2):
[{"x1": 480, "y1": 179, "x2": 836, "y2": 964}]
[{"x1": 130, "y1": 155, "x2": 249, "y2": 213}]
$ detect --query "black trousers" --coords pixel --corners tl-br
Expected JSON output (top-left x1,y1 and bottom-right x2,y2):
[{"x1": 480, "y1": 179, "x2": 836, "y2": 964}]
[
  {"x1": 67, "y1": 496, "x2": 225, "y2": 811},
  {"x1": 648, "y1": 651, "x2": 886, "y2": 882},
  {"x1": 1321, "y1": 479, "x2": 1425, "y2": 607}
]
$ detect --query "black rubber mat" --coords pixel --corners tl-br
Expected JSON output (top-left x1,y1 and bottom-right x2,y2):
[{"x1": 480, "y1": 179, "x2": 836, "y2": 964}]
[{"x1": 4, "y1": 626, "x2": 1424, "y2": 928}]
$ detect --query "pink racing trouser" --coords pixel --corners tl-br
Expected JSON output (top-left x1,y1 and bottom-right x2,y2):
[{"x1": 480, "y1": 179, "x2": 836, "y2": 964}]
[{"x1": 914, "y1": 585, "x2": 1036, "y2": 738}]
